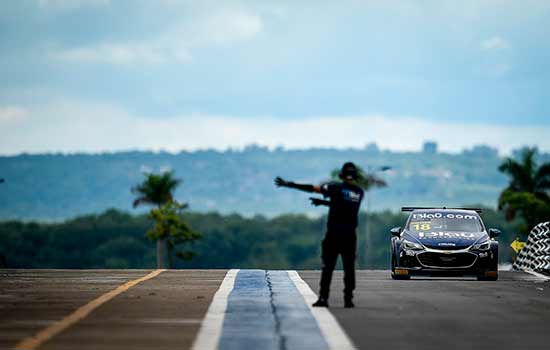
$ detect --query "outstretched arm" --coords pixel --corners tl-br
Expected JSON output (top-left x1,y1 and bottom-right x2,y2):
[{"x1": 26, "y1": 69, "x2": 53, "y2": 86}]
[{"x1": 274, "y1": 176, "x2": 321, "y2": 193}]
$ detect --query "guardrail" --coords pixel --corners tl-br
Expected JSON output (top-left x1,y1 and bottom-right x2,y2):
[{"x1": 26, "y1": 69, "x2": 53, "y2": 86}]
[{"x1": 513, "y1": 221, "x2": 550, "y2": 272}]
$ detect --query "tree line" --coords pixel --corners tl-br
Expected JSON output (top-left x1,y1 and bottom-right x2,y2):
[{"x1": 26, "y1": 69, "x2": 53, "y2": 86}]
[
  {"x1": 5, "y1": 144, "x2": 548, "y2": 220},
  {"x1": 0, "y1": 147, "x2": 547, "y2": 270},
  {"x1": 0, "y1": 207, "x2": 522, "y2": 270}
]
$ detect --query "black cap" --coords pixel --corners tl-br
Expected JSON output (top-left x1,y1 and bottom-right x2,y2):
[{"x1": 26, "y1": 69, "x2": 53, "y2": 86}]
[{"x1": 339, "y1": 162, "x2": 358, "y2": 180}]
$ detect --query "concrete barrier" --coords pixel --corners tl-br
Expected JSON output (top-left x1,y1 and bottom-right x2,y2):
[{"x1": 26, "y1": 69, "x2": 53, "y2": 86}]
[{"x1": 513, "y1": 221, "x2": 550, "y2": 272}]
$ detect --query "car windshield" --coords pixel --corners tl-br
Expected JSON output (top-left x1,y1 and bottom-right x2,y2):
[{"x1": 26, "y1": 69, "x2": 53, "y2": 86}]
[{"x1": 407, "y1": 212, "x2": 483, "y2": 232}]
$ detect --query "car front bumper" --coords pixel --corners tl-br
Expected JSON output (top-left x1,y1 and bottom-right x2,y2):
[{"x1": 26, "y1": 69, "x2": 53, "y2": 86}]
[{"x1": 395, "y1": 247, "x2": 497, "y2": 277}]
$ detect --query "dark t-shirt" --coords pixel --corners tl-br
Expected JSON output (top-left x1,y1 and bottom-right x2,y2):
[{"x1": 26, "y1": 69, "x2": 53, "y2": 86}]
[{"x1": 320, "y1": 181, "x2": 364, "y2": 233}]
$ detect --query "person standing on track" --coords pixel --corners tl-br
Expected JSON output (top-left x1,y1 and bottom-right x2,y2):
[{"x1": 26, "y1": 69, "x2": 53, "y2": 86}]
[{"x1": 274, "y1": 162, "x2": 364, "y2": 308}]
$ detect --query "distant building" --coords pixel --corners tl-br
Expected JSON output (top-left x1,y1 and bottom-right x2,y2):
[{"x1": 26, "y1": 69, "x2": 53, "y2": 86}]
[
  {"x1": 244, "y1": 144, "x2": 269, "y2": 153},
  {"x1": 422, "y1": 141, "x2": 438, "y2": 154},
  {"x1": 364, "y1": 143, "x2": 380, "y2": 154},
  {"x1": 463, "y1": 145, "x2": 498, "y2": 158}
]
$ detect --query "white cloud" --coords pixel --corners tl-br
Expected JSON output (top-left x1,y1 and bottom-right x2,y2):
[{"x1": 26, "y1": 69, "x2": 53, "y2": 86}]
[
  {"x1": 481, "y1": 36, "x2": 510, "y2": 50},
  {"x1": 52, "y1": 42, "x2": 192, "y2": 65},
  {"x1": 50, "y1": 8, "x2": 263, "y2": 65},
  {"x1": 1, "y1": 101, "x2": 549, "y2": 155},
  {"x1": 0, "y1": 106, "x2": 28, "y2": 123},
  {"x1": 199, "y1": 10, "x2": 263, "y2": 44},
  {"x1": 37, "y1": 0, "x2": 110, "y2": 11}
]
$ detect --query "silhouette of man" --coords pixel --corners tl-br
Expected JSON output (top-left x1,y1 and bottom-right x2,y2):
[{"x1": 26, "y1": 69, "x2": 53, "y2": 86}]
[{"x1": 274, "y1": 162, "x2": 364, "y2": 308}]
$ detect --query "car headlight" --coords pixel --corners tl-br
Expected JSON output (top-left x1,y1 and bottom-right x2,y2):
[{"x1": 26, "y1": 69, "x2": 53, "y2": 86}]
[
  {"x1": 403, "y1": 239, "x2": 424, "y2": 250},
  {"x1": 472, "y1": 240, "x2": 490, "y2": 251}
]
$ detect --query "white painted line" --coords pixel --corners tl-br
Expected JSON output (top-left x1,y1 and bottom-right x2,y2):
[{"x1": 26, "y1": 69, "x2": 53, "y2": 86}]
[
  {"x1": 191, "y1": 269, "x2": 239, "y2": 350},
  {"x1": 287, "y1": 270, "x2": 357, "y2": 350},
  {"x1": 524, "y1": 270, "x2": 550, "y2": 281}
]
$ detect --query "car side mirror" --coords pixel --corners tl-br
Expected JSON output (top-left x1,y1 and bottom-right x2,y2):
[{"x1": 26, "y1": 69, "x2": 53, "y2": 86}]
[
  {"x1": 390, "y1": 227, "x2": 401, "y2": 237},
  {"x1": 488, "y1": 228, "x2": 501, "y2": 238}
]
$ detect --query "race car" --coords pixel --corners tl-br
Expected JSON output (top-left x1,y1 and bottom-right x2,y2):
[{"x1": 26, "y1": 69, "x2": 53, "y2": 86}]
[{"x1": 390, "y1": 207, "x2": 500, "y2": 281}]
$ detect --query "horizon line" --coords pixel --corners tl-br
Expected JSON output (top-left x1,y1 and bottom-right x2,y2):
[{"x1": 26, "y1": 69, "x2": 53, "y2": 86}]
[{"x1": 0, "y1": 142, "x2": 545, "y2": 158}]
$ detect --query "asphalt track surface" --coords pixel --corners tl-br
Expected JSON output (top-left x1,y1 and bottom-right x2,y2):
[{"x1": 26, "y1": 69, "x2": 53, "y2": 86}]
[{"x1": 1, "y1": 269, "x2": 549, "y2": 350}]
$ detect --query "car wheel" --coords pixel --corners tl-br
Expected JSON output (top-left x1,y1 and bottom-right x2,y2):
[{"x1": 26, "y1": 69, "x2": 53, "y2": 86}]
[
  {"x1": 391, "y1": 255, "x2": 410, "y2": 280},
  {"x1": 477, "y1": 243, "x2": 499, "y2": 281},
  {"x1": 477, "y1": 272, "x2": 498, "y2": 281},
  {"x1": 392, "y1": 273, "x2": 411, "y2": 280}
]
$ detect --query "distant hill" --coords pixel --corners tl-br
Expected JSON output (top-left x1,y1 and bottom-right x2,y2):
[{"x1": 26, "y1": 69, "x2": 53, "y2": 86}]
[{"x1": 1, "y1": 144, "x2": 547, "y2": 220}]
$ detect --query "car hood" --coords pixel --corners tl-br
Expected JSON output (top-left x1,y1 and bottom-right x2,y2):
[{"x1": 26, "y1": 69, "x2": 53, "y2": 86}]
[{"x1": 403, "y1": 230, "x2": 488, "y2": 250}]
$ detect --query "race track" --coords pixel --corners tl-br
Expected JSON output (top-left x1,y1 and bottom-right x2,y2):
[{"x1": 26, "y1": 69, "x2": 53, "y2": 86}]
[{"x1": 1, "y1": 269, "x2": 548, "y2": 350}]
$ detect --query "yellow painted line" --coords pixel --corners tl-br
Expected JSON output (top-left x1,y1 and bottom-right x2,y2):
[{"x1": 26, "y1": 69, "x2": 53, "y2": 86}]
[{"x1": 15, "y1": 269, "x2": 166, "y2": 350}]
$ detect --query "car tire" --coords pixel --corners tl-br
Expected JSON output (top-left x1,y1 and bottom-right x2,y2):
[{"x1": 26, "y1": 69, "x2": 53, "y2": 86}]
[
  {"x1": 391, "y1": 255, "x2": 410, "y2": 280},
  {"x1": 477, "y1": 272, "x2": 498, "y2": 281},
  {"x1": 477, "y1": 243, "x2": 499, "y2": 281},
  {"x1": 392, "y1": 273, "x2": 411, "y2": 280}
]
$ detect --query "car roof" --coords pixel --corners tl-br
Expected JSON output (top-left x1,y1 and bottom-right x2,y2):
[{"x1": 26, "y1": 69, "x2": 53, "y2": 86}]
[
  {"x1": 410, "y1": 208, "x2": 479, "y2": 214},
  {"x1": 404, "y1": 209, "x2": 486, "y2": 231},
  {"x1": 402, "y1": 206, "x2": 482, "y2": 213},
  {"x1": 407, "y1": 209, "x2": 483, "y2": 221}
]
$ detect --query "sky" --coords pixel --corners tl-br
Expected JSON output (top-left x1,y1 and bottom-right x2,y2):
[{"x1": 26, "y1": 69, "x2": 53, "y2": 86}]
[{"x1": 1, "y1": 0, "x2": 549, "y2": 155}]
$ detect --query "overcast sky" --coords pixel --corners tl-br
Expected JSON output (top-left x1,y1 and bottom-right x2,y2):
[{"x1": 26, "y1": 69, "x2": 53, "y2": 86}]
[{"x1": 1, "y1": 0, "x2": 549, "y2": 155}]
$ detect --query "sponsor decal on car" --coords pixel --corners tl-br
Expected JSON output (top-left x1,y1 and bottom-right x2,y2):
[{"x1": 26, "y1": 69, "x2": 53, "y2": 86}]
[
  {"x1": 440, "y1": 256, "x2": 456, "y2": 262},
  {"x1": 412, "y1": 212, "x2": 478, "y2": 220},
  {"x1": 417, "y1": 231, "x2": 476, "y2": 240}
]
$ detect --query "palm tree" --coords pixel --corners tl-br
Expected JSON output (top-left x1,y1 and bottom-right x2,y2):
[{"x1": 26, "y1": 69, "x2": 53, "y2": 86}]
[
  {"x1": 132, "y1": 171, "x2": 182, "y2": 268},
  {"x1": 132, "y1": 171, "x2": 181, "y2": 209},
  {"x1": 498, "y1": 148, "x2": 550, "y2": 233},
  {"x1": 147, "y1": 201, "x2": 200, "y2": 268},
  {"x1": 330, "y1": 165, "x2": 388, "y2": 191}
]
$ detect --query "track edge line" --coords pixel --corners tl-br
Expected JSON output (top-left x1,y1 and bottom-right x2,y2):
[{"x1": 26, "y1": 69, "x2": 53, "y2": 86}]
[
  {"x1": 191, "y1": 269, "x2": 239, "y2": 350},
  {"x1": 287, "y1": 270, "x2": 357, "y2": 350}
]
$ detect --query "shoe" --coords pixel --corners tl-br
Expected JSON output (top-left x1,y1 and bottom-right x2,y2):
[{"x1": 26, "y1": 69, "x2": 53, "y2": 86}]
[
  {"x1": 312, "y1": 298, "x2": 329, "y2": 307},
  {"x1": 344, "y1": 299, "x2": 355, "y2": 308}
]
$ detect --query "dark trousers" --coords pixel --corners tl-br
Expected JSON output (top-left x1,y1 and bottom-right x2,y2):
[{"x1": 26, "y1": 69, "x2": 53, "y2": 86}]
[{"x1": 319, "y1": 232, "x2": 357, "y2": 301}]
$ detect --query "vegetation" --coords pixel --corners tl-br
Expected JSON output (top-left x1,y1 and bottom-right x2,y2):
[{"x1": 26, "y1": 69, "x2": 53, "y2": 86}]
[
  {"x1": 132, "y1": 171, "x2": 180, "y2": 208},
  {"x1": 498, "y1": 148, "x2": 550, "y2": 235},
  {"x1": 3, "y1": 145, "x2": 549, "y2": 220},
  {"x1": 147, "y1": 201, "x2": 200, "y2": 266},
  {"x1": 0, "y1": 145, "x2": 545, "y2": 271},
  {"x1": 132, "y1": 171, "x2": 198, "y2": 267},
  {"x1": 0, "y1": 207, "x2": 521, "y2": 270}
]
